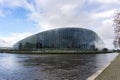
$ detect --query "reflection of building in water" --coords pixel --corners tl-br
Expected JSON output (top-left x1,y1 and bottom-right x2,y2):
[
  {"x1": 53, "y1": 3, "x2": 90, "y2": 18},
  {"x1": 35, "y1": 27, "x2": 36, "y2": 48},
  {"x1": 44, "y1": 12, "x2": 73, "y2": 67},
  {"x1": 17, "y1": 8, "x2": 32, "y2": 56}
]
[{"x1": 13, "y1": 28, "x2": 105, "y2": 51}]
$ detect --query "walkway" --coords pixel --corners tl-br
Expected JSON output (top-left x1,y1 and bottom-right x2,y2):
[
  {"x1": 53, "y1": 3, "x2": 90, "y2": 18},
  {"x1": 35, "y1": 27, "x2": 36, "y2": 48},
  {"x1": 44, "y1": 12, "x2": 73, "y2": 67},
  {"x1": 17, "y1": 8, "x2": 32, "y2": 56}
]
[{"x1": 95, "y1": 53, "x2": 120, "y2": 80}]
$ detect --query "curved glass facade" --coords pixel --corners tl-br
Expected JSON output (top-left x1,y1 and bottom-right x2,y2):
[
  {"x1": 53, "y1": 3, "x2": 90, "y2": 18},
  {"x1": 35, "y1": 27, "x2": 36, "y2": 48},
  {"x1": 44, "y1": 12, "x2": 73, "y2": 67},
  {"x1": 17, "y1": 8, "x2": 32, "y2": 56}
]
[{"x1": 13, "y1": 28, "x2": 105, "y2": 50}]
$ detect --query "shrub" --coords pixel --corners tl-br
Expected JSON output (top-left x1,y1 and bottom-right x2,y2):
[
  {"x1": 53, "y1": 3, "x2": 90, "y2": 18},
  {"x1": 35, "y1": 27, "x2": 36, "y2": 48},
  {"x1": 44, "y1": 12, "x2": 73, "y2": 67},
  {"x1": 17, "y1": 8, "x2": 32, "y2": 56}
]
[{"x1": 102, "y1": 48, "x2": 108, "y2": 51}]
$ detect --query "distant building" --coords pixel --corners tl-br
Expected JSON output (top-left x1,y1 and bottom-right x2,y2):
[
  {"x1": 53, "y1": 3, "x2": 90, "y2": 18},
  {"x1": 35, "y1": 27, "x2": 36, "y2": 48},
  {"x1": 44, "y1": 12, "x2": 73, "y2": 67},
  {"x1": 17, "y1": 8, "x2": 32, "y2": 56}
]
[{"x1": 13, "y1": 28, "x2": 105, "y2": 51}]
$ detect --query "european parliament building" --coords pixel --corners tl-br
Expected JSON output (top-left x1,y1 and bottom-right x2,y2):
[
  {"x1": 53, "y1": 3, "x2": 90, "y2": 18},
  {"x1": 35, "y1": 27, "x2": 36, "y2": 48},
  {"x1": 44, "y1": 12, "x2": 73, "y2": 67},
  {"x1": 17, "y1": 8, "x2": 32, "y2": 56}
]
[{"x1": 13, "y1": 28, "x2": 105, "y2": 51}]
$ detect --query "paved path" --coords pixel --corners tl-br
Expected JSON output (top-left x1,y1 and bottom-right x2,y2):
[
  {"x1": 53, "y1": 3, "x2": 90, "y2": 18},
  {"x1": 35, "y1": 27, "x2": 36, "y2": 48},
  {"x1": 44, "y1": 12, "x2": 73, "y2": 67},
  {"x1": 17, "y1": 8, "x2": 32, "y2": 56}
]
[{"x1": 95, "y1": 53, "x2": 120, "y2": 80}]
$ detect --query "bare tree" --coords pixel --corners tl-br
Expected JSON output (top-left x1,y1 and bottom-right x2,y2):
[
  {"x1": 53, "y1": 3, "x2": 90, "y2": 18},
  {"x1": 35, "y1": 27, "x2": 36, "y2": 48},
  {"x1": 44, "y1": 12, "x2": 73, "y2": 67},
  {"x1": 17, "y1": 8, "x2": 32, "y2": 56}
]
[{"x1": 113, "y1": 12, "x2": 120, "y2": 48}]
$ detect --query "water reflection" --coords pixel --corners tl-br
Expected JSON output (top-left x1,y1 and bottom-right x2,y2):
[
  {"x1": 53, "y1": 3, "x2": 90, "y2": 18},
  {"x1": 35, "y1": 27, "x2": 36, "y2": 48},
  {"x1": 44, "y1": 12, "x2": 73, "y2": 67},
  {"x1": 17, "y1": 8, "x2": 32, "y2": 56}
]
[
  {"x1": 95, "y1": 53, "x2": 118, "y2": 68},
  {"x1": 0, "y1": 54, "x2": 20, "y2": 70},
  {"x1": 0, "y1": 53, "x2": 118, "y2": 80}
]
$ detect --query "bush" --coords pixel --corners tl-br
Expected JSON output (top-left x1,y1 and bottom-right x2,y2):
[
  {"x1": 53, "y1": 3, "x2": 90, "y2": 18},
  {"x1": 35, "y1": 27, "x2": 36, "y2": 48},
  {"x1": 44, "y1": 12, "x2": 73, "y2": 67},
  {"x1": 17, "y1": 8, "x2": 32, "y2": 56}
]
[
  {"x1": 95, "y1": 48, "x2": 98, "y2": 51},
  {"x1": 102, "y1": 48, "x2": 108, "y2": 51}
]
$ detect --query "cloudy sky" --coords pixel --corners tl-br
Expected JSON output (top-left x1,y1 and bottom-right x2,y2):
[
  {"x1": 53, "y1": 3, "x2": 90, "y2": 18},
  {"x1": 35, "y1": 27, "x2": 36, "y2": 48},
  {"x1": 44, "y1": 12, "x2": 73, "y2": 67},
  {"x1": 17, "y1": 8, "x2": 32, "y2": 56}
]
[{"x1": 0, "y1": 0, "x2": 120, "y2": 49}]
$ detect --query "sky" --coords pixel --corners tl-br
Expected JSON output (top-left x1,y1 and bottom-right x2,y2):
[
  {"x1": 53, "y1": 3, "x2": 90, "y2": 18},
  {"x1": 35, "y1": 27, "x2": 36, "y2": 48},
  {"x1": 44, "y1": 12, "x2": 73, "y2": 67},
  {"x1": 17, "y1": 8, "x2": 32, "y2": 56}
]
[{"x1": 0, "y1": 0, "x2": 120, "y2": 49}]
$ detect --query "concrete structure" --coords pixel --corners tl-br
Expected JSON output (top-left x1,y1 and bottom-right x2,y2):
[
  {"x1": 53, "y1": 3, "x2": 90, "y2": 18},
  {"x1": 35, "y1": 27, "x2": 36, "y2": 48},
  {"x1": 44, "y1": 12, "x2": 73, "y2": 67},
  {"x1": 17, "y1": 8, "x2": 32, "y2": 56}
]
[
  {"x1": 95, "y1": 53, "x2": 119, "y2": 80},
  {"x1": 13, "y1": 28, "x2": 105, "y2": 51}
]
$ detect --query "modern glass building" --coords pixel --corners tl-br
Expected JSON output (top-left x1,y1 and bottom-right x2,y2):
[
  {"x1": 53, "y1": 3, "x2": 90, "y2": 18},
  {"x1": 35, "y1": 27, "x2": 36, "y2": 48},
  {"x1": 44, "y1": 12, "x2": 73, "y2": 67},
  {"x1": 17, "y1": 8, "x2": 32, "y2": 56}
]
[{"x1": 13, "y1": 28, "x2": 105, "y2": 51}]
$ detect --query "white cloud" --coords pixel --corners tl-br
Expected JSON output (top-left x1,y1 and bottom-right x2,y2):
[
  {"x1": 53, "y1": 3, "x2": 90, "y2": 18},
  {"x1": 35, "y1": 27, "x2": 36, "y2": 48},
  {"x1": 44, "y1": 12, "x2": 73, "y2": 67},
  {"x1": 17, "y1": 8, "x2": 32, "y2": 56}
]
[
  {"x1": 0, "y1": 0, "x2": 22, "y2": 8},
  {"x1": 0, "y1": 10, "x2": 4, "y2": 17},
  {"x1": 104, "y1": 39, "x2": 114, "y2": 49},
  {"x1": 0, "y1": 39, "x2": 8, "y2": 47},
  {"x1": 27, "y1": 0, "x2": 97, "y2": 31},
  {"x1": 60, "y1": 4, "x2": 78, "y2": 14},
  {"x1": 92, "y1": 10, "x2": 114, "y2": 19},
  {"x1": 96, "y1": 19, "x2": 114, "y2": 38},
  {"x1": 0, "y1": 32, "x2": 33, "y2": 47},
  {"x1": 95, "y1": 17, "x2": 115, "y2": 49},
  {"x1": 89, "y1": 0, "x2": 120, "y2": 4}
]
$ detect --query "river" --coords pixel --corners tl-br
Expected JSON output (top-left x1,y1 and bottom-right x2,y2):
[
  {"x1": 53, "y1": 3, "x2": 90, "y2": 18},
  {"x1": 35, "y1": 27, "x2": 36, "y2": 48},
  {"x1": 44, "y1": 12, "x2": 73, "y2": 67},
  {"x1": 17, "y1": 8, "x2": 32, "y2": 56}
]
[{"x1": 0, "y1": 53, "x2": 118, "y2": 80}]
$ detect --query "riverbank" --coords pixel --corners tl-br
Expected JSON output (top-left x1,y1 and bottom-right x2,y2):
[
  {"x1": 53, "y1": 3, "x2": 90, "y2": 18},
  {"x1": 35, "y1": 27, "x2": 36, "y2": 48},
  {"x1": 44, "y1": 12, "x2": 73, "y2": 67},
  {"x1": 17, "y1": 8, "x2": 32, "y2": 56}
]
[
  {"x1": 0, "y1": 50, "x2": 113, "y2": 54},
  {"x1": 95, "y1": 53, "x2": 120, "y2": 80}
]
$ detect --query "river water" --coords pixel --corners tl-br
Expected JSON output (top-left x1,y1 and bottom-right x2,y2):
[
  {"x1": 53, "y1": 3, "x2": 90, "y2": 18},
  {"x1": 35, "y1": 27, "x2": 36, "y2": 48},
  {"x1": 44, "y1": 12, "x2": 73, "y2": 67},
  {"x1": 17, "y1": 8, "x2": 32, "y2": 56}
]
[{"x1": 0, "y1": 53, "x2": 118, "y2": 80}]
